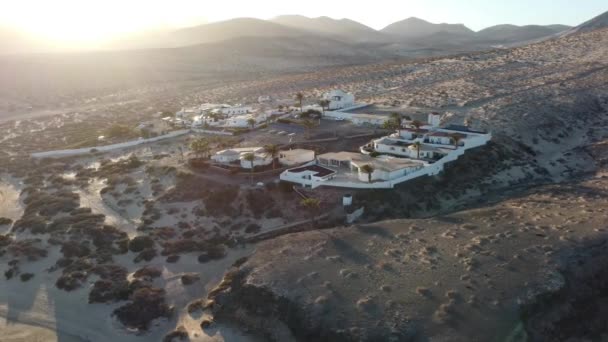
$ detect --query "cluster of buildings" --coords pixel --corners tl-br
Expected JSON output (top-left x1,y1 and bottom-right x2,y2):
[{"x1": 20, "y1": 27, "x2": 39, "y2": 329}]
[
  {"x1": 179, "y1": 89, "x2": 491, "y2": 189},
  {"x1": 279, "y1": 113, "x2": 492, "y2": 189},
  {"x1": 170, "y1": 103, "x2": 279, "y2": 130},
  {"x1": 211, "y1": 147, "x2": 315, "y2": 170}
]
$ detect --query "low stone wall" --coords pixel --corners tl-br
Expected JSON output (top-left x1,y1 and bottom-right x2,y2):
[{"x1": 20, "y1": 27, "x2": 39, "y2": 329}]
[
  {"x1": 191, "y1": 129, "x2": 234, "y2": 136},
  {"x1": 31, "y1": 129, "x2": 190, "y2": 158},
  {"x1": 245, "y1": 214, "x2": 330, "y2": 243}
]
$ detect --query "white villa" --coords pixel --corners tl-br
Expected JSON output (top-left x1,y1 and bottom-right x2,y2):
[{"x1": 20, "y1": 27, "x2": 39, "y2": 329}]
[
  {"x1": 323, "y1": 89, "x2": 355, "y2": 110},
  {"x1": 224, "y1": 113, "x2": 267, "y2": 128},
  {"x1": 428, "y1": 112, "x2": 442, "y2": 127},
  {"x1": 176, "y1": 107, "x2": 202, "y2": 119},
  {"x1": 215, "y1": 105, "x2": 253, "y2": 116},
  {"x1": 316, "y1": 152, "x2": 425, "y2": 183},
  {"x1": 210, "y1": 147, "x2": 271, "y2": 169},
  {"x1": 212, "y1": 147, "x2": 315, "y2": 170},
  {"x1": 280, "y1": 119, "x2": 492, "y2": 189}
]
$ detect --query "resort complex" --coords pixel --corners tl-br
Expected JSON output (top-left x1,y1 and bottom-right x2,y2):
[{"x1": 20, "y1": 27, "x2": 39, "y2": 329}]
[{"x1": 280, "y1": 110, "x2": 491, "y2": 189}]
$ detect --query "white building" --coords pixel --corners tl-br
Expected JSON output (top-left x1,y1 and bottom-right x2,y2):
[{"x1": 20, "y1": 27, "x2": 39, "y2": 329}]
[
  {"x1": 281, "y1": 123, "x2": 492, "y2": 189},
  {"x1": 176, "y1": 107, "x2": 202, "y2": 119},
  {"x1": 279, "y1": 149, "x2": 316, "y2": 166},
  {"x1": 211, "y1": 147, "x2": 273, "y2": 169},
  {"x1": 211, "y1": 149, "x2": 242, "y2": 163},
  {"x1": 280, "y1": 164, "x2": 337, "y2": 186},
  {"x1": 424, "y1": 132, "x2": 464, "y2": 147},
  {"x1": 428, "y1": 113, "x2": 442, "y2": 127},
  {"x1": 219, "y1": 105, "x2": 253, "y2": 116},
  {"x1": 322, "y1": 89, "x2": 355, "y2": 110},
  {"x1": 258, "y1": 96, "x2": 272, "y2": 103},
  {"x1": 349, "y1": 155, "x2": 424, "y2": 183},
  {"x1": 240, "y1": 152, "x2": 272, "y2": 169},
  {"x1": 224, "y1": 114, "x2": 258, "y2": 128},
  {"x1": 350, "y1": 114, "x2": 389, "y2": 126},
  {"x1": 373, "y1": 138, "x2": 411, "y2": 157}
]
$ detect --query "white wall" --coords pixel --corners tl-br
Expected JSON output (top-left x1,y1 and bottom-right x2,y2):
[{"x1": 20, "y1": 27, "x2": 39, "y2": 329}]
[
  {"x1": 240, "y1": 156, "x2": 272, "y2": 169},
  {"x1": 279, "y1": 150, "x2": 315, "y2": 166},
  {"x1": 191, "y1": 129, "x2": 233, "y2": 136},
  {"x1": 211, "y1": 154, "x2": 240, "y2": 163},
  {"x1": 374, "y1": 143, "x2": 413, "y2": 158}
]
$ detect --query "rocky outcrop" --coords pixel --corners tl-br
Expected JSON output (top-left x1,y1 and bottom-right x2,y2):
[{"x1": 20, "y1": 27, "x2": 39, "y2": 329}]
[
  {"x1": 521, "y1": 237, "x2": 608, "y2": 341},
  {"x1": 208, "y1": 268, "x2": 417, "y2": 342}
]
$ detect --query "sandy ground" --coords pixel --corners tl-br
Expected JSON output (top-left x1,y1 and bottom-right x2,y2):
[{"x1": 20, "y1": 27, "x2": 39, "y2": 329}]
[
  {"x1": 0, "y1": 243, "x2": 258, "y2": 342},
  {"x1": 0, "y1": 176, "x2": 24, "y2": 234}
]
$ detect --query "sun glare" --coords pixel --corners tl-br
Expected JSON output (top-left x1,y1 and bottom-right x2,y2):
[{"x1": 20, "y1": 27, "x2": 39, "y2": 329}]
[{"x1": 1, "y1": 0, "x2": 192, "y2": 46}]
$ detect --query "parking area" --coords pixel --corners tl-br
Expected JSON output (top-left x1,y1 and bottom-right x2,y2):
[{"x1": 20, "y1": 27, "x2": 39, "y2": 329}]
[{"x1": 232, "y1": 117, "x2": 388, "y2": 149}]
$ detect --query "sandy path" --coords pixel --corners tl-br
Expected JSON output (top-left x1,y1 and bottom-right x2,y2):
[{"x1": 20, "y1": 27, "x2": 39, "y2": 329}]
[{"x1": 76, "y1": 179, "x2": 139, "y2": 236}]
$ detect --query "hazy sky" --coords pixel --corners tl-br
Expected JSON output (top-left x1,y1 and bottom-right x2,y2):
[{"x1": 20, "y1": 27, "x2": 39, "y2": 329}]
[{"x1": 2, "y1": 0, "x2": 606, "y2": 43}]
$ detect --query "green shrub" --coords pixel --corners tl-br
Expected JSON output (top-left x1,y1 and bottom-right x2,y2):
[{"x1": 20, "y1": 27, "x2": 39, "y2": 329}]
[{"x1": 128, "y1": 236, "x2": 154, "y2": 253}]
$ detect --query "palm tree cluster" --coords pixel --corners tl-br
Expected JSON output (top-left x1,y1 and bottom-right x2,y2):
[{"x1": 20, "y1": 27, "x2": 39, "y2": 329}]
[
  {"x1": 295, "y1": 92, "x2": 304, "y2": 113},
  {"x1": 450, "y1": 133, "x2": 463, "y2": 148},
  {"x1": 413, "y1": 141, "x2": 422, "y2": 159},
  {"x1": 359, "y1": 164, "x2": 375, "y2": 183},
  {"x1": 383, "y1": 112, "x2": 404, "y2": 133},
  {"x1": 263, "y1": 144, "x2": 280, "y2": 169},
  {"x1": 242, "y1": 152, "x2": 256, "y2": 184},
  {"x1": 301, "y1": 197, "x2": 321, "y2": 224},
  {"x1": 247, "y1": 118, "x2": 256, "y2": 129},
  {"x1": 190, "y1": 138, "x2": 211, "y2": 159},
  {"x1": 318, "y1": 99, "x2": 330, "y2": 115}
]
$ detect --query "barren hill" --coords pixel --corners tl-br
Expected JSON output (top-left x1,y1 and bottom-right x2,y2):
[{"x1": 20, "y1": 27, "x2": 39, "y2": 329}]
[
  {"x1": 381, "y1": 17, "x2": 474, "y2": 39},
  {"x1": 561, "y1": 9, "x2": 608, "y2": 36},
  {"x1": 476, "y1": 24, "x2": 570, "y2": 43},
  {"x1": 271, "y1": 15, "x2": 389, "y2": 43}
]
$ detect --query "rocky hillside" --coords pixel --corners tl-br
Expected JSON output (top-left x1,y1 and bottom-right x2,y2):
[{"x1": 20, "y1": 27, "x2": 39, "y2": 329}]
[
  {"x1": 208, "y1": 173, "x2": 608, "y2": 341},
  {"x1": 202, "y1": 26, "x2": 608, "y2": 342},
  {"x1": 561, "y1": 9, "x2": 608, "y2": 36}
]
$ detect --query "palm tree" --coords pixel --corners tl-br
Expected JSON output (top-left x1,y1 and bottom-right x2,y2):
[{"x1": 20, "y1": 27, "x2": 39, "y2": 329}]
[
  {"x1": 264, "y1": 144, "x2": 280, "y2": 169},
  {"x1": 295, "y1": 92, "x2": 304, "y2": 113},
  {"x1": 301, "y1": 197, "x2": 321, "y2": 225},
  {"x1": 302, "y1": 119, "x2": 316, "y2": 139},
  {"x1": 382, "y1": 119, "x2": 400, "y2": 131},
  {"x1": 411, "y1": 120, "x2": 423, "y2": 130},
  {"x1": 242, "y1": 152, "x2": 256, "y2": 184},
  {"x1": 247, "y1": 118, "x2": 256, "y2": 129},
  {"x1": 413, "y1": 141, "x2": 422, "y2": 159},
  {"x1": 450, "y1": 133, "x2": 463, "y2": 149},
  {"x1": 319, "y1": 99, "x2": 330, "y2": 116},
  {"x1": 390, "y1": 113, "x2": 403, "y2": 127},
  {"x1": 359, "y1": 164, "x2": 375, "y2": 183},
  {"x1": 190, "y1": 138, "x2": 210, "y2": 159}
]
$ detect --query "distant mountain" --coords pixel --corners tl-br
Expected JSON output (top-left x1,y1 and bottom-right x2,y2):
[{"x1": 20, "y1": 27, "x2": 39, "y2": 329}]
[
  {"x1": 561, "y1": 10, "x2": 608, "y2": 36},
  {"x1": 476, "y1": 24, "x2": 570, "y2": 43},
  {"x1": 381, "y1": 17, "x2": 474, "y2": 39},
  {"x1": 545, "y1": 24, "x2": 572, "y2": 31},
  {"x1": 271, "y1": 15, "x2": 389, "y2": 42},
  {"x1": 167, "y1": 18, "x2": 308, "y2": 47}
]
